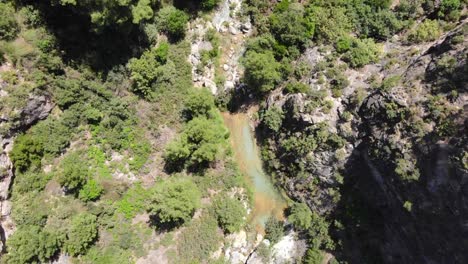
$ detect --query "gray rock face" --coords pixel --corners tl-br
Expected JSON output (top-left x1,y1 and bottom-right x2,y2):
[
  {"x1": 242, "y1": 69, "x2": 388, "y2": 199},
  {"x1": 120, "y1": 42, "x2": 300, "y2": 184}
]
[
  {"x1": 0, "y1": 93, "x2": 53, "y2": 250},
  {"x1": 259, "y1": 20, "x2": 468, "y2": 263}
]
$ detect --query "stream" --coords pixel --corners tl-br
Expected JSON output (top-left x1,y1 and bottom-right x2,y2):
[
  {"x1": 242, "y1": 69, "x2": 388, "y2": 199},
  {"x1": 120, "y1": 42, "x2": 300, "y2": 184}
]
[
  {"x1": 188, "y1": 0, "x2": 287, "y2": 232},
  {"x1": 223, "y1": 112, "x2": 287, "y2": 232}
]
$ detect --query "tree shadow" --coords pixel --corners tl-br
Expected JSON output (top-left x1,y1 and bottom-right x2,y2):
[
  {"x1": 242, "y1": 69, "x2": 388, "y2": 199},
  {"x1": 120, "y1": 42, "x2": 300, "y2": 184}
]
[
  {"x1": 148, "y1": 214, "x2": 182, "y2": 233},
  {"x1": 23, "y1": 1, "x2": 150, "y2": 71}
]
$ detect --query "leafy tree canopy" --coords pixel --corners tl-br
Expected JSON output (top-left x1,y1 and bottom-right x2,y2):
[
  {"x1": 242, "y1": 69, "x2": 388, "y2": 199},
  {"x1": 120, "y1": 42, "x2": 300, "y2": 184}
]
[
  {"x1": 242, "y1": 50, "x2": 281, "y2": 93},
  {"x1": 213, "y1": 195, "x2": 247, "y2": 233},
  {"x1": 64, "y1": 213, "x2": 98, "y2": 256},
  {"x1": 4, "y1": 226, "x2": 62, "y2": 264},
  {"x1": 288, "y1": 202, "x2": 313, "y2": 230},
  {"x1": 148, "y1": 177, "x2": 201, "y2": 225}
]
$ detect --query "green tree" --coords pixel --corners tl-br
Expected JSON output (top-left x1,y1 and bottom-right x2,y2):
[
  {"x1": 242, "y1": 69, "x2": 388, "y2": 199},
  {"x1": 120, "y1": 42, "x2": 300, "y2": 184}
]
[
  {"x1": 132, "y1": 0, "x2": 154, "y2": 24},
  {"x1": 213, "y1": 195, "x2": 247, "y2": 233},
  {"x1": 201, "y1": 0, "x2": 221, "y2": 10},
  {"x1": 128, "y1": 42, "x2": 170, "y2": 97},
  {"x1": 343, "y1": 38, "x2": 381, "y2": 68},
  {"x1": 148, "y1": 178, "x2": 201, "y2": 225},
  {"x1": 242, "y1": 51, "x2": 281, "y2": 93},
  {"x1": 156, "y1": 6, "x2": 189, "y2": 40},
  {"x1": 64, "y1": 213, "x2": 98, "y2": 256},
  {"x1": 262, "y1": 106, "x2": 284, "y2": 132},
  {"x1": 0, "y1": 2, "x2": 19, "y2": 40},
  {"x1": 288, "y1": 202, "x2": 313, "y2": 230},
  {"x1": 165, "y1": 116, "x2": 229, "y2": 169},
  {"x1": 265, "y1": 217, "x2": 284, "y2": 244},
  {"x1": 57, "y1": 152, "x2": 89, "y2": 192},
  {"x1": 303, "y1": 248, "x2": 324, "y2": 264},
  {"x1": 269, "y1": 3, "x2": 314, "y2": 48},
  {"x1": 308, "y1": 212, "x2": 334, "y2": 250},
  {"x1": 10, "y1": 134, "x2": 44, "y2": 173},
  {"x1": 408, "y1": 19, "x2": 442, "y2": 43},
  {"x1": 439, "y1": 0, "x2": 461, "y2": 20},
  {"x1": 4, "y1": 226, "x2": 62, "y2": 264},
  {"x1": 185, "y1": 88, "x2": 216, "y2": 119}
]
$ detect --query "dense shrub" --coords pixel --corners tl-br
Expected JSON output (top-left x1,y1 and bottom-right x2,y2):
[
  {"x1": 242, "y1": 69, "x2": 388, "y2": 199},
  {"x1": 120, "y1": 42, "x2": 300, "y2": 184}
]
[
  {"x1": 13, "y1": 171, "x2": 51, "y2": 194},
  {"x1": 306, "y1": 5, "x2": 352, "y2": 43},
  {"x1": 438, "y1": 0, "x2": 461, "y2": 20},
  {"x1": 10, "y1": 134, "x2": 43, "y2": 173},
  {"x1": 156, "y1": 6, "x2": 189, "y2": 40},
  {"x1": 269, "y1": 2, "x2": 314, "y2": 48},
  {"x1": 395, "y1": 157, "x2": 420, "y2": 182},
  {"x1": 128, "y1": 42, "x2": 170, "y2": 97},
  {"x1": 265, "y1": 217, "x2": 284, "y2": 244},
  {"x1": 284, "y1": 81, "x2": 309, "y2": 94},
  {"x1": 184, "y1": 88, "x2": 216, "y2": 119},
  {"x1": 164, "y1": 116, "x2": 229, "y2": 170},
  {"x1": 57, "y1": 152, "x2": 89, "y2": 192},
  {"x1": 408, "y1": 19, "x2": 441, "y2": 43},
  {"x1": 213, "y1": 195, "x2": 247, "y2": 233},
  {"x1": 303, "y1": 248, "x2": 324, "y2": 264},
  {"x1": 343, "y1": 38, "x2": 380, "y2": 68},
  {"x1": 148, "y1": 178, "x2": 201, "y2": 225},
  {"x1": 242, "y1": 50, "x2": 281, "y2": 93},
  {"x1": 78, "y1": 179, "x2": 104, "y2": 202},
  {"x1": 0, "y1": 2, "x2": 19, "y2": 40},
  {"x1": 4, "y1": 226, "x2": 62, "y2": 264},
  {"x1": 64, "y1": 213, "x2": 98, "y2": 256},
  {"x1": 261, "y1": 106, "x2": 284, "y2": 132},
  {"x1": 288, "y1": 202, "x2": 313, "y2": 230},
  {"x1": 308, "y1": 212, "x2": 334, "y2": 250},
  {"x1": 177, "y1": 214, "x2": 222, "y2": 263},
  {"x1": 201, "y1": 0, "x2": 221, "y2": 10}
]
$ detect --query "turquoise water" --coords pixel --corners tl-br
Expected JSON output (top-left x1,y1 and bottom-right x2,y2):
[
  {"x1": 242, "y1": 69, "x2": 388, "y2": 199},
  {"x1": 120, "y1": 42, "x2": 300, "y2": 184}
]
[{"x1": 223, "y1": 113, "x2": 286, "y2": 231}]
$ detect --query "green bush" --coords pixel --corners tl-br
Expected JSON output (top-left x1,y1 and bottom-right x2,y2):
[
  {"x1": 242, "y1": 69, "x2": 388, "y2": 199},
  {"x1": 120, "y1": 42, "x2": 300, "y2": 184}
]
[
  {"x1": 242, "y1": 50, "x2": 281, "y2": 93},
  {"x1": 306, "y1": 5, "x2": 352, "y2": 43},
  {"x1": 148, "y1": 177, "x2": 201, "y2": 225},
  {"x1": 164, "y1": 116, "x2": 229, "y2": 169},
  {"x1": 408, "y1": 19, "x2": 441, "y2": 43},
  {"x1": 438, "y1": 0, "x2": 461, "y2": 20},
  {"x1": 185, "y1": 88, "x2": 216, "y2": 119},
  {"x1": 261, "y1": 106, "x2": 284, "y2": 132},
  {"x1": 201, "y1": 0, "x2": 221, "y2": 10},
  {"x1": 265, "y1": 217, "x2": 284, "y2": 244},
  {"x1": 336, "y1": 35, "x2": 352, "y2": 53},
  {"x1": 156, "y1": 6, "x2": 188, "y2": 40},
  {"x1": 116, "y1": 183, "x2": 152, "y2": 219},
  {"x1": 269, "y1": 3, "x2": 314, "y2": 48},
  {"x1": 4, "y1": 226, "x2": 62, "y2": 264},
  {"x1": 307, "y1": 212, "x2": 334, "y2": 250},
  {"x1": 10, "y1": 134, "x2": 44, "y2": 173},
  {"x1": 13, "y1": 171, "x2": 51, "y2": 194},
  {"x1": 213, "y1": 195, "x2": 247, "y2": 233},
  {"x1": 177, "y1": 214, "x2": 222, "y2": 263},
  {"x1": 284, "y1": 81, "x2": 309, "y2": 94},
  {"x1": 395, "y1": 157, "x2": 420, "y2": 182},
  {"x1": 0, "y1": 2, "x2": 19, "y2": 40},
  {"x1": 79, "y1": 179, "x2": 104, "y2": 202},
  {"x1": 57, "y1": 152, "x2": 89, "y2": 192},
  {"x1": 303, "y1": 248, "x2": 324, "y2": 264},
  {"x1": 11, "y1": 192, "x2": 48, "y2": 227},
  {"x1": 64, "y1": 213, "x2": 98, "y2": 256},
  {"x1": 128, "y1": 42, "x2": 170, "y2": 97},
  {"x1": 288, "y1": 202, "x2": 313, "y2": 230},
  {"x1": 343, "y1": 38, "x2": 380, "y2": 68}
]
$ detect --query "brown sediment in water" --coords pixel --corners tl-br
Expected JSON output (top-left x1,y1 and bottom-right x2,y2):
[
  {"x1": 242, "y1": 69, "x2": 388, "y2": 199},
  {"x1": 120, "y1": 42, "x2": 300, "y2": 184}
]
[{"x1": 222, "y1": 111, "x2": 287, "y2": 233}]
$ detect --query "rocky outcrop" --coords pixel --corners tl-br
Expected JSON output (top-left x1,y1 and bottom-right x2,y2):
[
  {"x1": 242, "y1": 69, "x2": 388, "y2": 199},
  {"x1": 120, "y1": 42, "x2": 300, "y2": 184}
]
[
  {"x1": 188, "y1": 0, "x2": 251, "y2": 95},
  {"x1": 258, "y1": 18, "x2": 467, "y2": 263},
  {"x1": 0, "y1": 92, "x2": 54, "y2": 251}
]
